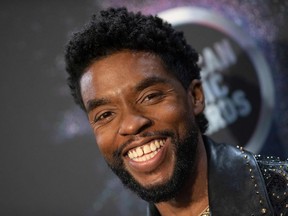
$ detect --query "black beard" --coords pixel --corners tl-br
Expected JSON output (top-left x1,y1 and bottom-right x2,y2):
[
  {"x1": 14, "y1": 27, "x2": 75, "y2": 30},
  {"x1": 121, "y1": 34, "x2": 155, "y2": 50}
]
[{"x1": 106, "y1": 126, "x2": 199, "y2": 203}]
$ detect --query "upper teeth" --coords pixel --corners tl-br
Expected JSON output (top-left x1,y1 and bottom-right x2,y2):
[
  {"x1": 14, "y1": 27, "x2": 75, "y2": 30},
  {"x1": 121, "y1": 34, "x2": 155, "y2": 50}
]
[{"x1": 127, "y1": 139, "x2": 165, "y2": 161}]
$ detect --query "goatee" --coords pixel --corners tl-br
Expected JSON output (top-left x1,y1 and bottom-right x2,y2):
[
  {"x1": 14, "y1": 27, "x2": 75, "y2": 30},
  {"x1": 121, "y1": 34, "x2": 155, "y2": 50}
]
[{"x1": 107, "y1": 126, "x2": 199, "y2": 203}]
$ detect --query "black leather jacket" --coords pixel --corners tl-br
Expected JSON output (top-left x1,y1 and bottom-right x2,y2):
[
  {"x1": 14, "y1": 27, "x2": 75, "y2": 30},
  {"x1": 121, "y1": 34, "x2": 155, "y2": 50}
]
[{"x1": 147, "y1": 137, "x2": 288, "y2": 216}]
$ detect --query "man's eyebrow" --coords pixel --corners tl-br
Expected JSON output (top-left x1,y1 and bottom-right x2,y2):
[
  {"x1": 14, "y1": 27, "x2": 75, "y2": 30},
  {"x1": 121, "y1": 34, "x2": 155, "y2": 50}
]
[
  {"x1": 85, "y1": 77, "x2": 169, "y2": 113},
  {"x1": 86, "y1": 98, "x2": 110, "y2": 113},
  {"x1": 134, "y1": 77, "x2": 170, "y2": 92}
]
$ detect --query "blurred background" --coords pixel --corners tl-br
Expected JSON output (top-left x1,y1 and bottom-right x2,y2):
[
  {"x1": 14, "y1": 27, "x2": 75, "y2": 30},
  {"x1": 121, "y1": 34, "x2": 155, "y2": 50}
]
[{"x1": 1, "y1": 0, "x2": 287, "y2": 215}]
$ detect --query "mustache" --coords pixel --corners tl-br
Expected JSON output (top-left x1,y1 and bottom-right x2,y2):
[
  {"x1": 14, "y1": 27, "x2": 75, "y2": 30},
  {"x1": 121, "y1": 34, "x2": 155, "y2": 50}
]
[{"x1": 112, "y1": 129, "x2": 175, "y2": 159}]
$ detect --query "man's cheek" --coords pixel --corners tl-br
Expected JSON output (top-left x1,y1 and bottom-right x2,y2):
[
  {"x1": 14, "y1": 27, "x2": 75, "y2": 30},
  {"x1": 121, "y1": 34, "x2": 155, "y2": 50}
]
[
  {"x1": 95, "y1": 135, "x2": 114, "y2": 160},
  {"x1": 152, "y1": 104, "x2": 188, "y2": 123}
]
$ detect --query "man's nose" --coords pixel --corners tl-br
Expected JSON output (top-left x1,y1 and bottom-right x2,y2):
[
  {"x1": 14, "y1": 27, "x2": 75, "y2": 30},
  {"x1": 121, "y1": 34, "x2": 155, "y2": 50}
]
[{"x1": 118, "y1": 109, "x2": 152, "y2": 136}]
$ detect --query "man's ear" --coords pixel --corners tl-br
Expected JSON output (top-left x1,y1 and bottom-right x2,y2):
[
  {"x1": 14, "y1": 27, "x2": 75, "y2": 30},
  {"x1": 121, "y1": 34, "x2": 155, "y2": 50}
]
[{"x1": 188, "y1": 79, "x2": 205, "y2": 115}]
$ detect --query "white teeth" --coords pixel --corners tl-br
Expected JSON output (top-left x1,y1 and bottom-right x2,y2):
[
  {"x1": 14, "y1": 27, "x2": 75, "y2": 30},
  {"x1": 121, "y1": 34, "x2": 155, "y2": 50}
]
[
  {"x1": 145, "y1": 155, "x2": 150, "y2": 161},
  {"x1": 127, "y1": 139, "x2": 165, "y2": 162},
  {"x1": 128, "y1": 151, "x2": 133, "y2": 158},
  {"x1": 136, "y1": 147, "x2": 143, "y2": 157},
  {"x1": 150, "y1": 143, "x2": 156, "y2": 151},
  {"x1": 143, "y1": 145, "x2": 151, "y2": 154},
  {"x1": 155, "y1": 140, "x2": 160, "y2": 148}
]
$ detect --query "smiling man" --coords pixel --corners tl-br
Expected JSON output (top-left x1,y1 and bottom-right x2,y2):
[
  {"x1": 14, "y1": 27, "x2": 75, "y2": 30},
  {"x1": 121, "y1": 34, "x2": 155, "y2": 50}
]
[{"x1": 65, "y1": 7, "x2": 287, "y2": 216}]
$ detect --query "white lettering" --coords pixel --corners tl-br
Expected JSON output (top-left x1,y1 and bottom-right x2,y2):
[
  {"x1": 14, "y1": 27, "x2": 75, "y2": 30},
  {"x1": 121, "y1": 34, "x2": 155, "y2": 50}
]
[
  {"x1": 200, "y1": 39, "x2": 252, "y2": 135},
  {"x1": 214, "y1": 39, "x2": 236, "y2": 68},
  {"x1": 218, "y1": 98, "x2": 238, "y2": 124},
  {"x1": 201, "y1": 39, "x2": 237, "y2": 79},
  {"x1": 205, "y1": 104, "x2": 227, "y2": 134},
  {"x1": 201, "y1": 47, "x2": 222, "y2": 78},
  {"x1": 202, "y1": 81, "x2": 216, "y2": 104},
  {"x1": 209, "y1": 73, "x2": 229, "y2": 98},
  {"x1": 205, "y1": 90, "x2": 252, "y2": 134},
  {"x1": 232, "y1": 90, "x2": 252, "y2": 116}
]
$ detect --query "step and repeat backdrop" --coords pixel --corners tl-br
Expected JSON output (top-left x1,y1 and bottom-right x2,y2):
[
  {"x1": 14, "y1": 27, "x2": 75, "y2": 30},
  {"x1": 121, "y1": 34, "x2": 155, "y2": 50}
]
[{"x1": 1, "y1": 0, "x2": 287, "y2": 215}]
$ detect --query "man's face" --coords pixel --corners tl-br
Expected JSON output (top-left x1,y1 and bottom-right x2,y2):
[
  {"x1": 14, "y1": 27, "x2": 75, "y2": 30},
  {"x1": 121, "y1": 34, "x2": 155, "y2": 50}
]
[{"x1": 80, "y1": 51, "x2": 203, "y2": 202}]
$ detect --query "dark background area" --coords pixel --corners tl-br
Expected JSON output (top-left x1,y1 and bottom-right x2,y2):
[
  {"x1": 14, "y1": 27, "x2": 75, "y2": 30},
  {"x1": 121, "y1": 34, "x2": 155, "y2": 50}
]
[{"x1": 1, "y1": 0, "x2": 287, "y2": 215}]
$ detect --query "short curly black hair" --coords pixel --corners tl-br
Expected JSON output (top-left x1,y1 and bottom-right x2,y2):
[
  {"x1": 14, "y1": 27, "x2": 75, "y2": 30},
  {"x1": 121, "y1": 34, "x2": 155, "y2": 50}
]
[{"x1": 65, "y1": 7, "x2": 208, "y2": 133}]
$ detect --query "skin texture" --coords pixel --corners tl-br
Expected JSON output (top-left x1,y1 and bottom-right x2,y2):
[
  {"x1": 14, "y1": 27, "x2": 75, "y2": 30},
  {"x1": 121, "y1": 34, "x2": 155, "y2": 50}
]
[{"x1": 80, "y1": 50, "x2": 208, "y2": 215}]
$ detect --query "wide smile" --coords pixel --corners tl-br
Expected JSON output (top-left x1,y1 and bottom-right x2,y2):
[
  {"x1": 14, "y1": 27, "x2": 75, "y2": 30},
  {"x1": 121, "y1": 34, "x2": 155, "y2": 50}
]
[
  {"x1": 127, "y1": 139, "x2": 165, "y2": 162},
  {"x1": 123, "y1": 138, "x2": 169, "y2": 173}
]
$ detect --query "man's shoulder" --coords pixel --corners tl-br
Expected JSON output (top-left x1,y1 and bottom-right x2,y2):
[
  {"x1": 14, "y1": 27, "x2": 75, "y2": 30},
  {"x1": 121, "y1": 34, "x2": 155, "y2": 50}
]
[{"x1": 255, "y1": 155, "x2": 288, "y2": 216}]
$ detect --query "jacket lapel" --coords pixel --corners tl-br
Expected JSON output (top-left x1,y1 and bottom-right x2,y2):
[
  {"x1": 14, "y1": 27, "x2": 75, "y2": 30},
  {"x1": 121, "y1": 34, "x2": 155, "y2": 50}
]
[{"x1": 205, "y1": 137, "x2": 274, "y2": 216}]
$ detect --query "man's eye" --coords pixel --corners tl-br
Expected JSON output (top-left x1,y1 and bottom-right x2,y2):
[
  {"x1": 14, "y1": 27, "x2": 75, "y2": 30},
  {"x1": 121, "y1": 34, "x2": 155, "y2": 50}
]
[
  {"x1": 94, "y1": 111, "x2": 113, "y2": 122},
  {"x1": 143, "y1": 92, "x2": 164, "y2": 102}
]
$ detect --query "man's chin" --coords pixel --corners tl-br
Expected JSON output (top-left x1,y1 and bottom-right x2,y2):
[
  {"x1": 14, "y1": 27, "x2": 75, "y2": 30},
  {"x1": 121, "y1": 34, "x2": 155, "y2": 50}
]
[
  {"x1": 131, "y1": 171, "x2": 173, "y2": 189},
  {"x1": 108, "y1": 157, "x2": 191, "y2": 203},
  {"x1": 108, "y1": 127, "x2": 199, "y2": 203},
  {"x1": 108, "y1": 168, "x2": 173, "y2": 202},
  {"x1": 126, "y1": 176, "x2": 181, "y2": 203}
]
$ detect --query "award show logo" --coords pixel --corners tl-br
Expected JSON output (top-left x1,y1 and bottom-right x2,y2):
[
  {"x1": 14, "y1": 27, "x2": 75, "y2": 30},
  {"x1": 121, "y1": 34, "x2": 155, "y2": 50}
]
[{"x1": 159, "y1": 7, "x2": 275, "y2": 153}]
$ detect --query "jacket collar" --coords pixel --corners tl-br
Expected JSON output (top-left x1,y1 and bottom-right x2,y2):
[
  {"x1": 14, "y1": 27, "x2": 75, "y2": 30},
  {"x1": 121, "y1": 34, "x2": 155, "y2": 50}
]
[
  {"x1": 147, "y1": 137, "x2": 274, "y2": 216},
  {"x1": 204, "y1": 136, "x2": 274, "y2": 215}
]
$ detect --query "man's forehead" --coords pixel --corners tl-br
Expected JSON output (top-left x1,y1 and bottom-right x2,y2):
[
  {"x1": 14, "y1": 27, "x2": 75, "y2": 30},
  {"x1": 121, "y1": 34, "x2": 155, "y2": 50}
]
[
  {"x1": 82, "y1": 51, "x2": 169, "y2": 82},
  {"x1": 79, "y1": 50, "x2": 177, "y2": 101}
]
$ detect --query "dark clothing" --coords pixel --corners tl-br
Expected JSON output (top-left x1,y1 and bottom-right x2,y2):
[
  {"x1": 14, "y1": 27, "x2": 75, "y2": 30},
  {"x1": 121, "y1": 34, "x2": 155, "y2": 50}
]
[{"x1": 147, "y1": 137, "x2": 288, "y2": 216}]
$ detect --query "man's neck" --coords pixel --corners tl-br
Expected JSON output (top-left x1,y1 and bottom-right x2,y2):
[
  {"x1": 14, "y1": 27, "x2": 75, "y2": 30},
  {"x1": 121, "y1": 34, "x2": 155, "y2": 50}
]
[{"x1": 155, "y1": 136, "x2": 209, "y2": 216}]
